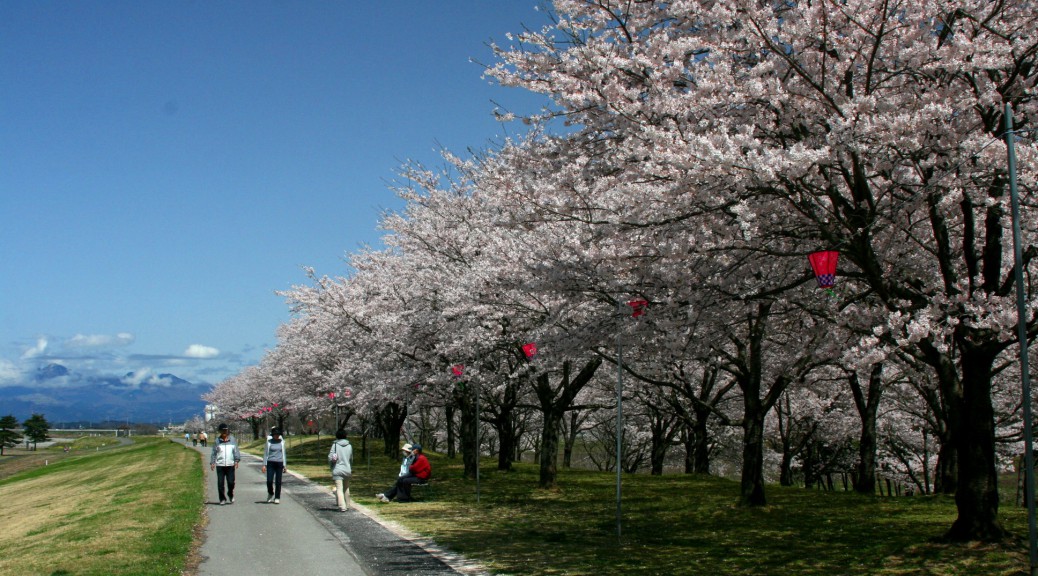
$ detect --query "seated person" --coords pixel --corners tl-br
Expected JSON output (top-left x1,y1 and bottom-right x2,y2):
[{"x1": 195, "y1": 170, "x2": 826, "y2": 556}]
[{"x1": 377, "y1": 444, "x2": 431, "y2": 502}]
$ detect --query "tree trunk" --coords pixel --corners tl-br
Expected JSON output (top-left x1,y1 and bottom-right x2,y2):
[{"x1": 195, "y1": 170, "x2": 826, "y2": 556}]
[
  {"x1": 563, "y1": 410, "x2": 580, "y2": 468},
  {"x1": 533, "y1": 357, "x2": 603, "y2": 488},
  {"x1": 739, "y1": 407, "x2": 767, "y2": 506},
  {"x1": 453, "y1": 383, "x2": 478, "y2": 479},
  {"x1": 378, "y1": 402, "x2": 408, "y2": 458},
  {"x1": 945, "y1": 343, "x2": 1006, "y2": 542},
  {"x1": 850, "y1": 364, "x2": 884, "y2": 494},
  {"x1": 648, "y1": 407, "x2": 677, "y2": 475},
  {"x1": 691, "y1": 409, "x2": 711, "y2": 474},
  {"x1": 934, "y1": 426, "x2": 957, "y2": 494},
  {"x1": 779, "y1": 450, "x2": 794, "y2": 487},
  {"x1": 538, "y1": 404, "x2": 561, "y2": 487},
  {"x1": 445, "y1": 402, "x2": 456, "y2": 459},
  {"x1": 496, "y1": 404, "x2": 517, "y2": 472}
]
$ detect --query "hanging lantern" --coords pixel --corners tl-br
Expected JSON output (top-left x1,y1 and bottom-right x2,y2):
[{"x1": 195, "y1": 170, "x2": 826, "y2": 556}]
[
  {"x1": 451, "y1": 364, "x2": 465, "y2": 377},
  {"x1": 627, "y1": 299, "x2": 648, "y2": 318},
  {"x1": 522, "y1": 342, "x2": 538, "y2": 358},
  {"x1": 808, "y1": 250, "x2": 839, "y2": 289}
]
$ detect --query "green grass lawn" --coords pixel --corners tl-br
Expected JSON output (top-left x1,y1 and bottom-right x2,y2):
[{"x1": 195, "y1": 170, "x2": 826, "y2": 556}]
[
  {"x1": 244, "y1": 435, "x2": 1033, "y2": 575},
  {"x1": 0, "y1": 437, "x2": 202, "y2": 576}
]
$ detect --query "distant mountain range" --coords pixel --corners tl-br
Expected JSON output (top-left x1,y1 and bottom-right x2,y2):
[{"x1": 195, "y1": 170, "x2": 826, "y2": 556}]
[{"x1": 0, "y1": 363, "x2": 212, "y2": 425}]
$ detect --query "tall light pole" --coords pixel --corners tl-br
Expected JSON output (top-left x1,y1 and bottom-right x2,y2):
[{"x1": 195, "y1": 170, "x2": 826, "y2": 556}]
[
  {"x1": 1005, "y1": 102, "x2": 1037, "y2": 576},
  {"x1": 615, "y1": 299, "x2": 624, "y2": 543}
]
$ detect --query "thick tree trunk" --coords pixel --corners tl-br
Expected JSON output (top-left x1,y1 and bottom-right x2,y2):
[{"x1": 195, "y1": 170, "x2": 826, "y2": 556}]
[
  {"x1": 779, "y1": 451, "x2": 795, "y2": 487},
  {"x1": 453, "y1": 383, "x2": 478, "y2": 479},
  {"x1": 495, "y1": 405, "x2": 517, "y2": 472},
  {"x1": 934, "y1": 433, "x2": 957, "y2": 494},
  {"x1": 682, "y1": 425, "x2": 694, "y2": 474},
  {"x1": 538, "y1": 407, "x2": 561, "y2": 487},
  {"x1": 946, "y1": 344, "x2": 1006, "y2": 542},
  {"x1": 378, "y1": 402, "x2": 408, "y2": 458},
  {"x1": 739, "y1": 408, "x2": 767, "y2": 506},
  {"x1": 562, "y1": 411, "x2": 580, "y2": 468},
  {"x1": 648, "y1": 408, "x2": 677, "y2": 475},
  {"x1": 533, "y1": 357, "x2": 603, "y2": 488},
  {"x1": 445, "y1": 403, "x2": 456, "y2": 459},
  {"x1": 488, "y1": 381, "x2": 521, "y2": 471},
  {"x1": 691, "y1": 410, "x2": 712, "y2": 474},
  {"x1": 850, "y1": 364, "x2": 884, "y2": 494}
]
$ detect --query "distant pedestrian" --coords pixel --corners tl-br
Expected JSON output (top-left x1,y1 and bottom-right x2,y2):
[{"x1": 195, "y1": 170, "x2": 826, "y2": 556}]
[
  {"x1": 262, "y1": 427, "x2": 287, "y2": 504},
  {"x1": 210, "y1": 423, "x2": 240, "y2": 505},
  {"x1": 184, "y1": 432, "x2": 191, "y2": 444},
  {"x1": 328, "y1": 430, "x2": 353, "y2": 512},
  {"x1": 192, "y1": 432, "x2": 198, "y2": 447},
  {"x1": 377, "y1": 444, "x2": 430, "y2": 503},
  {"x1": 199, "y1": 431, "x2": 208, "y2": 447}
]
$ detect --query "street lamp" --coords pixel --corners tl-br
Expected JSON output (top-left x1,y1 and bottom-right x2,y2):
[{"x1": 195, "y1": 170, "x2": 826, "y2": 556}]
[{"x1": 1005, "y1": 102, "x2": 1037, "y2": 576}]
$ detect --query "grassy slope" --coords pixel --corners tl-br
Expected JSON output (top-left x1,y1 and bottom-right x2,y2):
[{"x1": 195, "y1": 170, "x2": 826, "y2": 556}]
[
  {"x1": 245, "y1": 435, "x2": 1032, "y2": 576},
  {"x1": 0, "y1": 437, "x2": 203, "y2": 576}
]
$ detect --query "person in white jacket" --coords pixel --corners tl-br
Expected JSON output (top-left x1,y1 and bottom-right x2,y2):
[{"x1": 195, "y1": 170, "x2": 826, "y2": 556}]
[
  {"x1": 209, "y1": 423, "x2": 240, "y2": 505},
  {"x1": 328, "y1": 430, "x2": 353, "y2": 512}
]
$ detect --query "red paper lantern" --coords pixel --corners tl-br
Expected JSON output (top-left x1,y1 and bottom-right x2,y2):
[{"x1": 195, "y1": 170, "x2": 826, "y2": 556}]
[
  {"x1": 627, "y1": 299, "x2": 648, "y2": 318},
  {"x1": 451, "y1": 364, "x2": 465, "y2": 377},
  {"x1": 522, "y1": 342, "x2": 538, "y2": 358},
  {"x1": 808, "y1": 250, "x2": 839, "y2": 289}
]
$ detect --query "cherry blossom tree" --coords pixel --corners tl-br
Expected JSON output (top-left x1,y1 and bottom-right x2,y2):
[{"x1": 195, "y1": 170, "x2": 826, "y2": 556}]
[{"x1": 487, "y1": 0, "x2": 1037, "y2": 541}]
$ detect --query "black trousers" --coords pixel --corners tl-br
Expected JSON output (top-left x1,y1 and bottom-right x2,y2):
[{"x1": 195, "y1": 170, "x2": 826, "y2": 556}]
[
  {"x1": 216, "y1": 466, "x2": 236, "y2": 501},
  {"x1": 385, "y1": 474, "x2": 425, "y2": 502},
  {"x1": 266, "y1": 461, "x2": 285, "y2": 498}
]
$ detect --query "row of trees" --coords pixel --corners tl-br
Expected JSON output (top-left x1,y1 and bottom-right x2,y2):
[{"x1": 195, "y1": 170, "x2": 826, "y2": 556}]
[
  {"x1": 206, "y1": 0, "x2": 1037, "y2": 543},
  {"x1": 0, "y1": 414, "x2": 52, "y2": 454}
]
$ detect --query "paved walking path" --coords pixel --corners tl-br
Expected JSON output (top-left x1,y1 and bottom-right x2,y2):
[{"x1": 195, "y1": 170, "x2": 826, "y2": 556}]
[{"x1": 184, "y1": 440, "x2": 487, "y2": 576}]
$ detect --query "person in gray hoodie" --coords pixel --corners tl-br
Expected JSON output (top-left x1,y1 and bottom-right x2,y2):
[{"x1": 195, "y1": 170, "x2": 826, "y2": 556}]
[
  {"x1": 262, "y1": 427, "x2": 287, "y2": 504},
  {"x1": 209, "y1": 423, "x2": 240, "y2": 505},
  {"x1": 328, "y1": 430, "x2": 353, "y2": 512}
]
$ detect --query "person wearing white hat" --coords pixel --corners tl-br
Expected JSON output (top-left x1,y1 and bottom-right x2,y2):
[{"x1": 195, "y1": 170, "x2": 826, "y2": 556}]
[{"x1": 377, "y1": 444, "x2": 430, "y2": 503}]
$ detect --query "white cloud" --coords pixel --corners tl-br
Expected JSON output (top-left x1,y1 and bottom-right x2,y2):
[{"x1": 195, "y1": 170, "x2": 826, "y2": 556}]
[
  {"x1": 0, "y1": 360, "x2": 22, "y2": 385},
  {"x1": 21, "y1": 337, "x2": 48, "y2": 359},
  {"x1": 184, "y1": 344, "x2": 220, "y2": 359},
  {"x1": 121, "y1": 369, "x2": 175, "y2": 388},
  {"x1": 121, "y1": 369, "x2": 151, "y2": 387},
  {"x1": 13, "y1": 393, "x2": 67, "y2": 406},
  {"x1": 65, "y1": 333, "x2": 135, "y2": 349}
]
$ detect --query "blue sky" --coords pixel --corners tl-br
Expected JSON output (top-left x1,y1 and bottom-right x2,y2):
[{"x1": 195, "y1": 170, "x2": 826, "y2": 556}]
[{"x1": 0, "y1": 1, "x2": 548, "y2": 396}]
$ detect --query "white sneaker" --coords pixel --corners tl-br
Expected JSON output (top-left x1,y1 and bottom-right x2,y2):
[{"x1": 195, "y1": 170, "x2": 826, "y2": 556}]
[
  {"x1": 273, "y1": 498, "x2": 280, "y2": 504},
  {"x1": 229, "y1": 497, "x2": 234, "y2": 504},
  {"x1": 378, "y1": 494, "x2": 390, "y2": 503},
  {"x1": 267, "y1": 495, "x2": 274, "y2": 503}
]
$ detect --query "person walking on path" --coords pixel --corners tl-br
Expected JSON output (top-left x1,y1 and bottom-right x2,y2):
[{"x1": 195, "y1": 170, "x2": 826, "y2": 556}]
[
  {"x1": 210, "y1": 423, "x2": 240, "y2": 505},
  {"x1": 199, "y1": 430, "x2": 207, "y2": 447},
  {"x1": 328, "y1": 430, "x2": 353, "y2": 512},
  {"x1": 262, "y1": 427, "x2": 287, "y2": 504},
  {"x1": 377, "y1": 444, "x2": 430, "y2": 503}
]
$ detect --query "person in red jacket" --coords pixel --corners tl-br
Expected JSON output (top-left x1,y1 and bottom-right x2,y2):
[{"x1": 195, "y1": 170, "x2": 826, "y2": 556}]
[{"x1": 377, "y1": 444, "x2": 431, "y2": 503}]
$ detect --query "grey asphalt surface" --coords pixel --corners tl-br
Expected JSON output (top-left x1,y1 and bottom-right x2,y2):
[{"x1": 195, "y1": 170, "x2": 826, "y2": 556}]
[{"x1": 184, "y1": 439, "x2": 484, "y2": 576}]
